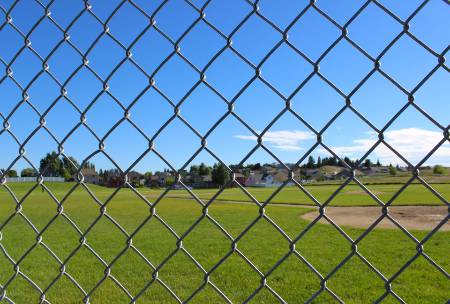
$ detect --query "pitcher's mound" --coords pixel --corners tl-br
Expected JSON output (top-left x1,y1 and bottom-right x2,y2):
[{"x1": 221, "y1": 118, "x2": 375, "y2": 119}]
[{"x1": 301, "y1": 206, "x2": 449, "y2": 231}]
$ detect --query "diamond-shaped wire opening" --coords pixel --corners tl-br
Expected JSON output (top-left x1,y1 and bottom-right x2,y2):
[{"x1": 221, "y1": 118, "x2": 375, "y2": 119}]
[
  {"x1": 238, "y1": 217, "x2": 291, "y2": 274},
  {"x1": 153, "y1": 0, "x2": 199, "y2": 41},
  {"x1": 87, "y1": 0, "x2": 123, "y2": 22},
  {"x1": 179, "y1": 21, "x2": 226, "y2": 69},
  {"x1": 261, "y1": 42, "x2": 314, "y2": 97},
  {"x1": 46, "y1": 42, "x2": 83, "y2": 82},
  {"x1": 231, "y1": 14, "x2": 281, "y2": 65},
  {"x1": 382, "y1": 106, "x2": 445, "y2": 166},
  {"x1": 131, "y1": 26, "x2": 174, "y2": 75},
  {"x1": 153, "y1": 186, "x2": 204, "y2": 237},
  {"x1": 107, "y1": 60, "x2": 149, "y2": 107},
  {"x1": 103, "y1": 121, "x2": 150, "y2": 170},
  {"x1": 350, "y1": 72, "x2": 407, "y2": 129},
  {"x1": 0, "y1": 274, "x2": 43, "y2": 303},
  {"x1": 232, "y1": 79, "x2": 286, "y2": 131},
  {"x1": 258, "y1": 0, "x2": 308, "y2": 30},
  {"x1": 106, "y1": 248, "x2": 154, "y2": 296},
  {"x1": 6, "y1": 104, "x2": 41, "y2": 143},
  {"x1": 106, "y1": 1, "x2": 150, "y2": 47},
  {"x1": 26, "y1": 72, "x2": 61, "y2": 114},
  {"x1": 85, "y1": 274, "x2": 132, "y2": 303},
  {"x1": 182, "y1": 218, "x2": 231, "y2": 271},
  {"x1": 64, "y1": 66, "x2": 103, "y2": 111},
  {"x1": 326, "y1": 255, "x2": 386, "y2": 302},
  {"x1": 294, "y1": 211, "x2": 353, "y2": 275},
  {"x1": 156, "y1": 250, "x2": 205, "y2": 301},
  {"x1": 0, "y1": 24, "x2": 24, "y2": 63},
  {"x1": 8, "y1": 48, "x2": 43, "y2": 86},
  {"x1": 45, "y1": 0, "x2": 85, "y2": 29},
  {"x1": 290, "y1": 74, "x2": 345, "y2": 131},
  {"x1": 44, "y1": 98, "x2": 80, "y2": 140},
  {"x1": 83, "y1": 92, "x2": 123, "y2": 138},
  {"x1": 322, "y1": 109, "x2": 378, "y2": 160},
  {"x1": 153, "y1": 55, "x2": 200, "y2": 103},
  {"x1": 6, "y1": 0, "x2": 43, "y2": 34},
  {"x1": 409, "y1": 0, "x2": 450, "y2": 53},
  {"x1": 26, "y1": 17, "x2": 62, "y2": 60},
  {"x1": 152, "y1": 118, "x2": 201, "y2": 169},
  {"x1": 287, "y1": 6, "x2": 341, "y2": 61},
  {"x1": 86, "y1": 34, "x2": 125, "y2": 80},
  {"x1": 413, "y1": 68, "x2": 449, "y2": 127},
  {"x1": 209, "y1": 251, "x2": 262, "y2": 303},
  {"x1": 204, "y1": 48, "x2": 255, "y2": 100},
  {"x1": 380, "y1": 35, "x2": 437, "y2": 91},
  {"x1": 375, "y1": 0, "x2": 423, "y2": 20},
  {"x1": 0, "y1": 76, "x2": 22, "y2": 116},
  {"x1": 179, "y1": 83, "x2": 228, "y2": 135},
  {"x1": 319, "y1": 39, "x2": 374, "y2": 94},
  {"x1": 65, "y1": 11, "x2": 104, "y2": 53},
  {"x1": 203, "y1": 0, "x2": 252, "y2": 35},
  {"x1": 315, "y1": 0, "x2": 366, "y2": 26},
  {"x1": 389, "y1": 255, "x2": 450, "y2": 303},
  {"x1": 267, "y1": 252, "x2": 322, "y2": 302},
  {"x1": 347, "y1": 2, "x2": 403, "y2": 57}
]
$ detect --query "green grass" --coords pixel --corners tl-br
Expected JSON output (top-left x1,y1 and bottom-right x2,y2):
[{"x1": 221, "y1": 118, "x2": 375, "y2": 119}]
[
  {"x1": 156, "y1": 183, "x2": 450, "y2": 207},
  {"x1": 0, "y1": 183, "x2": 448, "y2": 303}
]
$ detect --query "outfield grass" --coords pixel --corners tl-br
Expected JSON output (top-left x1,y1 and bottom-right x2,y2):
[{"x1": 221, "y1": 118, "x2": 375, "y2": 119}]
[
  {"x1": 156, "y1": 183, "x2": 450, "y2": 207},
  {"x1": 0, "y1": 183, "x2": 448, "y2": 303}
]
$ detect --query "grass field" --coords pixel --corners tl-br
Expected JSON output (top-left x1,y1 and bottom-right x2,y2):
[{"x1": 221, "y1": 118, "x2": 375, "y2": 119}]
[
  {"x1": 0, "y1": 183, "x2": 448, "y2": 303},
  {"x1": 155, "y1": 182, "x2": 450, "y2": 207}
]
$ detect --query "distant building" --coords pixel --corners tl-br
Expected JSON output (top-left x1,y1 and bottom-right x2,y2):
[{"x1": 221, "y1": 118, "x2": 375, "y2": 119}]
[
  {"x1": 127, "y1": 171, "x2": 144, "y2": 187},
  {"x1": 234, "y1": 173, "x2": 246, "y2": 186},
  {"x1": 80, "y1": 167, "x2": 101, "y2": 184},
  {"x1": 245, "y1": 173, "x2": 263, "y2": 187}
]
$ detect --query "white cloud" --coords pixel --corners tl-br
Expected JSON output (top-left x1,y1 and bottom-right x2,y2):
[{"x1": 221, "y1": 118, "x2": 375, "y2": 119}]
[
  {"x1": 327, "y1": 128, "x2": 450, "y2": 165},
  {"x1": 234, "y1": 130, "x2": 314, "y2": 152}
]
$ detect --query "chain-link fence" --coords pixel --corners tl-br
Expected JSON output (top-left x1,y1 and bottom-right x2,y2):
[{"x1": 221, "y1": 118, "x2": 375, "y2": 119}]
[{"x1": 0, "y1": 0, "x2": 449, "y2": 303}]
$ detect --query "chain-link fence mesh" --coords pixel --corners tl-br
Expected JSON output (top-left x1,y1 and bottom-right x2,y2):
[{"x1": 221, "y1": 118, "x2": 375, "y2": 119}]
[{"x1": 0, "y1": 0, "x2": 449, "y2": 303}]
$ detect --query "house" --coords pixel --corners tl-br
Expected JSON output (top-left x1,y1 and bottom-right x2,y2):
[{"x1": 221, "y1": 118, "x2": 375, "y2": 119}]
[
  {"x1": 273, "y1": 170, "x2": 289, "y2": 183},
  {"x1": 244, "y1": 173, "x2": 263, "y2": 187},
  {"x1": 234, "y1": 173, "x2": 246, "y2": 186},
  {"x1": 127, "y1": 171, "x2": 144, "y2": 187},
  {"x1": 103, "y1": 170, "x2": 124, "y2": 188},
  {"x1": 80, "y1": 167, "x2": 101, "y2": 184},
  {"x1": 191, "y1": 174, "x2": 214, "y2": 188}
]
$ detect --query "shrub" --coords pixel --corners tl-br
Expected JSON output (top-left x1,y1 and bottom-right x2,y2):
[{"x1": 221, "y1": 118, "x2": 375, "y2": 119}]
[{"x1": 433, "y1": 165, "x2": 445, "y2": 174}]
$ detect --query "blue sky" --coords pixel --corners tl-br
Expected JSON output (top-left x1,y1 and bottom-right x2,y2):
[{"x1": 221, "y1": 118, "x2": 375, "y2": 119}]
[{"x1": 0, "y1": 0, "x2": 449, "y2": 173}]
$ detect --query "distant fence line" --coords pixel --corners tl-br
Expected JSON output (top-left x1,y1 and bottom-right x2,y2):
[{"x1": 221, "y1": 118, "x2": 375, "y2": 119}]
[{"x1": 4, "y1": 177, "x2": 65, "y2": 183}]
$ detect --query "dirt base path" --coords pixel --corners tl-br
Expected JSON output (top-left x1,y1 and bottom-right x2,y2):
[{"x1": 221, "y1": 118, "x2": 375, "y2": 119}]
[{"x1": 301, "y1": 206, "x2": 449, "y2": 231}]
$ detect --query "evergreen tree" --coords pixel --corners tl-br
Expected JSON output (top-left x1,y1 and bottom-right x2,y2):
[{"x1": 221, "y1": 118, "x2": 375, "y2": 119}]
[
  {"x1": 211, "y1": 163, "x2": 230, "y2": 186},
  {"x1": 306, "y1": 156, "x2": 315, "y2": 169}
]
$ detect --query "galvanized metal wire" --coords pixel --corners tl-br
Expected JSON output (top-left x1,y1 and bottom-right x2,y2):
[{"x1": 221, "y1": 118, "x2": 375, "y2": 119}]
[{"x1": 0, "y1": 0, "x2": 449, "y2": 303}]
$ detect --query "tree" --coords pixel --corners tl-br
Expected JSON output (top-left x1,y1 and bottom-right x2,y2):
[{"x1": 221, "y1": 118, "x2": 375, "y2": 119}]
[
  {"x1": 388, "y1": 164, "x2": 397, "y2": 176},
  {"x1": 376, "y1": 159, "x2": 381, "y2": 167},
  {"x1": 343, "y1": 157, "x2": 355, "y2": 168},
  {"x1": 253, "y1": 163, "x2": 261, "y2": 171},
  {"x1": 189, "y1": 165, "x2": 199, "y2": 176},
  {"x1": 433, "y1": 165, "x2": 445, "y2": 174},
  {"x1": 198, "y1": 163, "x2": 211, "y2": 176},
  {"x1": 306, "y1": 156, "x2": 315, "y2": 169},
  {"x1": 317, "y1": 156, "x2": 322, "y2": 168},
  {"x1": 165, "y1": 176, "x2": 175, "y2": 187},
  {"x1": 363, "y1": 159, "x2": 373, "y2": 169},
  {"x1": 21, "y1": 168, "x2": 37, "y2": 177},
  {"x1": 2, "y1": 169, "x2": 17, "y2": 177},
  {"x1": 211, "y1": 163, "x2": 230, "y2": 186},
  {"x1": 40, "y1": 152, "x2": 63, "y2": 177}
]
